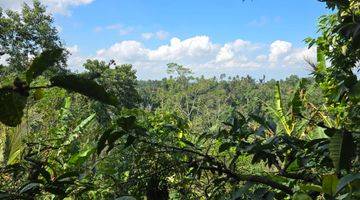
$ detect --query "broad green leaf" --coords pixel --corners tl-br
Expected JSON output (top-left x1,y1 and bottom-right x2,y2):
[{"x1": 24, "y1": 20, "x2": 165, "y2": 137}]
[
  {"x1": 317, "y1": 46, "x2": 326, "y2": 71},
  {"x1": 336, "y1": 173, "x2": 360, "y2": 194},
  {"x1": 6, "y1": 149, "x2": 21, "y2": 165},
  {"x1": 97, "y1": 129, "x2": 127, "y2": 154},
  {"x1": 317, "y1": 106, "x2": 334, "y2": 128},
  {"x1": 299, "y1": 184, "x2": 323, "y2": 193},
  {"x1": 272, "y1": 82, "x2": 291, "y2": 135},
  {"x1": 329, "y1": 131, "x2": 342, "y2": 170},
  {"x1": 19, "y1": 182, "x2": 41, "y2": 194},
  {"x1": 68, "y1": 147, "x2": 95, "y2": 165},
  {"x1": 33, "y1": 89, "x2": 44, "y2": 100},
  {"x1": 286, "y1": 159, "x2": 300, "y2": 171},
  {"x1": 0, "y1": 87, "x2": 28, "y2": 127},
  {"x1": 308, "y1": 127, "x2": 328, "y2": 140},
  {"x1": 249, "y1": 114, "x2": 276, "y2": 134},
  {"x1": 322, "y1": 174, "x2": 339, "y2": 196},
  {"x1": 292, "y1": 193, "x2": 312, "y2": 200},
  {"x1": 97, "y1": 128, "x2": 114, "y2": 155},
  {"x1": 55, "y1": 171, "x2": 79, "y2": 182},
  {"x1": 291, "y1": 78, "x2": 307, "y2": 116},
  {"x1": 328, "y1": 130, "x2": 355, "y2": 170},
  {"x1": 73, "y1": 113, "x2": 96, "y2": 132},
  {"x1": 50, "y1": 74, "x2": 117, "y2": 106},
  {"x1": 26, "y1": 48, "x2": 63, "y2": 83}
]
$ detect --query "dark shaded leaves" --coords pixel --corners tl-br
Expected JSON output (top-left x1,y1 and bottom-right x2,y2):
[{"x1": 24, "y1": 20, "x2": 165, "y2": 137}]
[
  {"x1": 26, "y1": 48, "x2": 63, "y2": 83},
  {"x1": 336, "y1": 173, "x2": 360, "y2": 194},
  {"x1": 0, "y1": 87, "x2": 27, "y2": 127},
  {"x1": 328, "y1": 130, "x2": 355, "y2": 170},
  {"x1": 50, "y1": 74, "x2": 117, "y2": 106},
  {"x1": 218, "y1": 142, "x2": 233, "y2": 153},
  {"x1": 19, "y1": 182, "x2": 41, "y2": 194}
]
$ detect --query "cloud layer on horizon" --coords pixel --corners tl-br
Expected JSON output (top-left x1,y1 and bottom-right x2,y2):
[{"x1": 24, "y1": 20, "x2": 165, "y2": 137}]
[{"x1": 66, "y1": 35, "x2": 316, "y2": 80}]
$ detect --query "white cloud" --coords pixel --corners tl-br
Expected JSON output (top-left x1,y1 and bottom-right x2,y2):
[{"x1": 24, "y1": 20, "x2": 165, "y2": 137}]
[
  {"x1": 0, "y1": 0, "x2": 94, "y2": 15},
  {"x1": 216, "y1": 44, "x2": 234, "y2": 62},
  {"x1": 155, "y1": 30, "x2": 169, "y2": 40},
  {"x1": 141, "y1": 32, "x2": 154, "y2": 40},
  {"x1": 66, "y1": 45, "x2": 87, "y2": 71},
  {"x1": 141, "y1": 30, "x2": 169, "y2": 40},
  {"x1": 94, "y1": 24, "x2": 134, "y2": 35},
  {"x1": 269, "y1": 40, "x2": 292, "y2": 63},
  {"x1": 64, "y1": 36, "x2": 315, "y2": 79},
  {"x1": 96, "y1": 41, "x2": 149, "y2": 62},
  {"x1": 256, "y1": 55, "x2": 267, "y2": 62},
  {"x1": 248, "y1": 16, "x2": 282, "y2": 27},
  {"x1": 148, "y1": 36, "x2": 218, "y2": 62},
  {"x1": 215, "y1": 39, "x2": 258, "y2": 62},
  {"x1": 284, "y1": 46, "x2": 317, "y2": 66},
  {"x1": 67, "y1": 45, "x2": 79, "y2": 54}
]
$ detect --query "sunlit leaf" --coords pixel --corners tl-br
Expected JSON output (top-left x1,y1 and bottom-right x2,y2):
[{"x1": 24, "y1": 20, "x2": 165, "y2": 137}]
[
  {"x1": 292, "y1": 193, "x2": 312, "y2": 200},
  {"x1": 322, "y1": 174, "x2": 339, "y2": 196},
  {"x1": 68, "y1": 147, "x2": 95, "y2": 165}
]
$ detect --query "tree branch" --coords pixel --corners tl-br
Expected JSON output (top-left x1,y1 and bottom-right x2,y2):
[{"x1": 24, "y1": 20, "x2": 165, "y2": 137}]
[{"x1": 141, "y1": 140, "x2": 294, "y2": 195}]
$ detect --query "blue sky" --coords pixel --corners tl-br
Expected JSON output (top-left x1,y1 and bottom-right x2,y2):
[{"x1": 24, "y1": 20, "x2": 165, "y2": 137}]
[{"x1": 0, "y1": 0, "x2": 331, "y2": 80}]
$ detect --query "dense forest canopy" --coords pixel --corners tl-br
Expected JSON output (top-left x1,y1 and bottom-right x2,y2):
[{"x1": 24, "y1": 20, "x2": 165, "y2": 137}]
[{"x1": 0, "y1": 0, "x2": 359, "y2": 199}]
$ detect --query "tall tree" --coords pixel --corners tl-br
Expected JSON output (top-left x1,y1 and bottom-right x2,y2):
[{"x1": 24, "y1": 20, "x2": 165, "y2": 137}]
[{"x1": 0, "y1": 0, "x2": 67, "y2": 73}]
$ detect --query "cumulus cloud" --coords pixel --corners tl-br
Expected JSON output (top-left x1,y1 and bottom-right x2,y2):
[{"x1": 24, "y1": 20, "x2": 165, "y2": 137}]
[
  {"x1": 216, "y1": 39, "x2": 259, "y2": 63},
  {"x1": 148, "y1": 36, "x2": 218, "y2": 62},
  {"x1": 96, "y1": 41, "x2": 149, "y2": 62},
  {"x1": 65, "y1": 36, "x2": 315, "y2": 79},
  {"x1": 284, "y1": 46, "x2": 317, "y2": 66},
  {"x1": 269, "y1": 40, "x2": 292, "y2": 63},
  {"x1": 0, "y1": 0, "x2": 94, "y2": 15},
  {"x1": 216, "y1": 44, "x2": 234, "y2": 62},
  {"x1": 66, "y1": 45, "x2": 87, "y2": 71}
]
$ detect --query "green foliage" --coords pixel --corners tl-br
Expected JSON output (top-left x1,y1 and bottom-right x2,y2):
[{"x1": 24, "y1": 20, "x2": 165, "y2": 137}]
[
  {"x1": 1, "y1": 0, "x2": 360, "y2": 199},
  {"x1": 328, "y1": 130, "x2": 355, "y2": 170},
  {"x1": 0, "y1": 87, "x2": 27, "y2": 127},
  {"x1": 322, "y1": 174, "x2": 339, "y2": 196},
  {"x1": 336, "y1": 173, "x2": 360, "y2": 194},
  {"x1": 0, "y1": 0, "x2": 67, "y2": 72},
  {"x1": 50, "y1": 74, "x2": 118, "y2": 106},
  {"x1": 26, "y1": 48, "x2": 64, "y2": 84},
  {"x1": 84, "y1": 60, "x2": 140, "y2": 108}
]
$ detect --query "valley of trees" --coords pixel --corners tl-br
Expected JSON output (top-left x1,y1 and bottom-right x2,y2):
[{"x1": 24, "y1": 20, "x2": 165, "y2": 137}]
[{"x1": 0, "y1": 0, "x2": 359, "y2": 199}]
